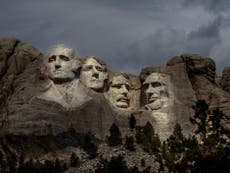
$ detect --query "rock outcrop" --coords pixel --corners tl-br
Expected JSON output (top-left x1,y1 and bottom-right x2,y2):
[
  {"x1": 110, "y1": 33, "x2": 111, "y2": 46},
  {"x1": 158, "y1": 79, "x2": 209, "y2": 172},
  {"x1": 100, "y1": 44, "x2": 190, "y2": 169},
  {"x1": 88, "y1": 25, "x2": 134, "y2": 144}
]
[
  {"x1": 0, "y1": 38, "x2": 230, "y2": 173},
  {"x1": 0, "y1": 38, "x2": 230, "y2": 141},
  {"x1": 222, "y1": 67, "x2": 230, "y2": 94}
]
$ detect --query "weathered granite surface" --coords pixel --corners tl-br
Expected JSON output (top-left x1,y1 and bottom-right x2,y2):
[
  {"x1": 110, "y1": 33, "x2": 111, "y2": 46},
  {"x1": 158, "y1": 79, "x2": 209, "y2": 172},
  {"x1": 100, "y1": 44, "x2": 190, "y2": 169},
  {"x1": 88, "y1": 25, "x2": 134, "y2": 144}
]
[{"x1": 0, "y1": 38, "x2": 230, "y2": 140}]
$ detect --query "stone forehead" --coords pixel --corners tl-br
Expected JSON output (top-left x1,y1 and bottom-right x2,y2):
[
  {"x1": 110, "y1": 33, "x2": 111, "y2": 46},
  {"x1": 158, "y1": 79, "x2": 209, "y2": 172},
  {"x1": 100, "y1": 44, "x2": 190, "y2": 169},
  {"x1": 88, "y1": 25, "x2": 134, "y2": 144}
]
[
  {"x1": 108, "y1": 72, "x2": 129, "y2": 83},
  {"x1": 143, "y1": 72, "x2": 169, "y2": 84},
  {"x1": 47, "y1": 44, "x2": 77, "y2": 59},
  {"x1": 111, "y1": 75, "x2": 129, "y2": 85},
  {"x1": 80, "y1": 56, "x2": 107, "y2": 68}
]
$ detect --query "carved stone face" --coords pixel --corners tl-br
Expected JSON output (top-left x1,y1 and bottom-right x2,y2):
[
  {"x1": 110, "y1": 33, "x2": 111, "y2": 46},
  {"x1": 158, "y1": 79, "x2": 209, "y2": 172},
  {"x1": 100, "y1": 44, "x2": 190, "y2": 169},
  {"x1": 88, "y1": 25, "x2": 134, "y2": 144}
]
[
  {"x1": 107, "y1": 75, "x2": 130, "y2": 109},
  {"x1": 47, "y1": 46, "x2": 77, "y2": 83},
  {"x1": 143, "y1": 73, "x2": 169, "y2": 110},
  {"x1": 80, "y1": 58, "x2": 107, "y2": 92}
]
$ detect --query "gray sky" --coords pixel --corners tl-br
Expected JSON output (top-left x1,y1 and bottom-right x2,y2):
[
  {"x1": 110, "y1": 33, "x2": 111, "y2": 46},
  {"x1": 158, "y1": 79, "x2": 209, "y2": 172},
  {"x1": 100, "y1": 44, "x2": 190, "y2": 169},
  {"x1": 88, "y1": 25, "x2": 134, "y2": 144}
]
[{"x1": 0, "y1": 0, "x2": 230, "y2": 74}]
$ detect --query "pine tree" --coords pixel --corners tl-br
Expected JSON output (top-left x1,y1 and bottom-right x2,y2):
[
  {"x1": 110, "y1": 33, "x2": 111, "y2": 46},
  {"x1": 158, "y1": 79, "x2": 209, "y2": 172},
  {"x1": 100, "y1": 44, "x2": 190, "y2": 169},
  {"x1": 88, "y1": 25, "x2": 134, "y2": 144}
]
[
  {"x1": 7, "y1": 153, "x2": 17, "y2": 173},
  {"x1": 208, "y1": 108, "x2": 224, "y2": 141},
  {"x1": 54, "y1": 158, "x2": 61, "y2": 173},
  {"x1": 135, "y1": 122, "x2": 161, "y2": 154},
  {"x1": 62, "y1": 163, "x2": 67, "y2": 172},
  {"x1": 190, "y1": 100, "x2": 209, "y2": 141},
  {"x1": 125, "y1": 136, "x2": 135, "y2": 151},
  {"x1": 129, "y1": 114, "x2": 136, "y2": 130},
  {"x1": 83, "y1": 132, "x2": 98, "y2": 159},
  {"x1": 0, "y1": 150, "x2": 7, "y2": 173},
  {"x1": 70, "y1": 152, "x2": 79, "y2": 167},
  {"x1": 43, "y1": 160, "x2": 54, "y2": 173},
  {"x1": 141, "y1": 159, "x2": 145, "y2": 167},
  {"x1": 18, "y1": 153, "x2": 25, "y2": 173},
  {"x1": 107, "y1": 123, "x2": 122, "y2": 147},
  {"x1": 167, "y1": 123, "x2": 185, "y2": 153},
  {"x1": 23, "y1": 158, "x2": 35, "y2": 173}
]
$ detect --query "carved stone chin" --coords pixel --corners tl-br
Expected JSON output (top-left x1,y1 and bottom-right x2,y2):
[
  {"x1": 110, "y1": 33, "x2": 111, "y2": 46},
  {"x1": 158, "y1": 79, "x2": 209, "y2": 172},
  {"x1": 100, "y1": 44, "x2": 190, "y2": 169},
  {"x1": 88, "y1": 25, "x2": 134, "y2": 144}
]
[
  {"x1": 106, "y1": 74, "x2": 130, "y2": 110},
  {"x1": 80, "y1": 57, "x2": 108, "y2": 92}
]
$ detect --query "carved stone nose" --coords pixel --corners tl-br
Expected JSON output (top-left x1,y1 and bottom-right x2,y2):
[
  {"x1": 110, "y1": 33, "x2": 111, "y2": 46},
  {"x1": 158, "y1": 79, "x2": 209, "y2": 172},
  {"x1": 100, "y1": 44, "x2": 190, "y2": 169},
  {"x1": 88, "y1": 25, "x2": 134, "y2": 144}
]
[
  {"x1": 121, "y1": 85, "x2": 128, "y2": 94},
  {"x1": 55, "y1": 64, "x2": 61, "y2": 69},
  {"x1": 92, "y1": 73, "x2": 99, "y2": 78}
]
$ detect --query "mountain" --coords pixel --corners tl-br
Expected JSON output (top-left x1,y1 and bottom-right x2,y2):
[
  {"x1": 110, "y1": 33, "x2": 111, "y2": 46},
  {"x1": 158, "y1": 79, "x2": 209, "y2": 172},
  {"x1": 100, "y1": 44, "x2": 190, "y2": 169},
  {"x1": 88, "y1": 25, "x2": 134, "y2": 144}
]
[{"x1": 0, "y1": 38, "x2": 229, "y2": 172}]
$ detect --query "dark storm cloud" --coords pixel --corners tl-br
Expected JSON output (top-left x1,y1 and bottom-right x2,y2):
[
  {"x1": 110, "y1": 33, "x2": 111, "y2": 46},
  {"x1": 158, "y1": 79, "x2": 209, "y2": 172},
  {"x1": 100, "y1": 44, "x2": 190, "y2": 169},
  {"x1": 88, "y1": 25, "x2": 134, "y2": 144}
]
[
  {"x1": 185, "y1": 16, "x2": 222, "y2": 56},
  {"x1": 115, "y1": 28, "x2": 186, "y2": 73},
  {"x1": 182, "y1": 0, "x2": 230, "y2": 12},
  {"x1": 0, "y1": 0, "x2": 229, "y2": 74},
  {"x1": 188, "y1": 16, "x2": 222, "y2": 39}
]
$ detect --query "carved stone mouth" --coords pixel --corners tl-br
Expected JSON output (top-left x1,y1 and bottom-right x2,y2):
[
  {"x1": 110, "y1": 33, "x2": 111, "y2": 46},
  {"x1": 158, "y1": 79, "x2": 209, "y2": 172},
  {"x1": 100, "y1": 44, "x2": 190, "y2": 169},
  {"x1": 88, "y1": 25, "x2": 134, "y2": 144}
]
[
  {"x1": 54, "y1": 70, "x2": 63, "y2": 73},
  {"x1": 117, "y1": 97, "x2": 128, "y2": 103},
  {"x1": 91, "y1": 79, "x2": 100, "y2": 82},
  {"x1": 148, "y1": 96, "x2": 160, "y2": 103}
]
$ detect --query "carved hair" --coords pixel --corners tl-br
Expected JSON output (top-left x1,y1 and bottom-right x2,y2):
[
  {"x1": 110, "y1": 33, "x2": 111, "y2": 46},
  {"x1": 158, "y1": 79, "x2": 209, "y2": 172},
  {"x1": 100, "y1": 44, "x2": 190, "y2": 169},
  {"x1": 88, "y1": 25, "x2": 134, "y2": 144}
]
[
  {"x1": 139, "y1": 67, "x2": 169, "y2": 83},
  {"x1": 105, "y1": 72, "x2": 129, "y2": 91},
  {"x1": 80, "y1": 56, "x2": 107, "y2": 72},
  {"x1": 47, "y1": 44, "x2": 78, "y2": 59}
]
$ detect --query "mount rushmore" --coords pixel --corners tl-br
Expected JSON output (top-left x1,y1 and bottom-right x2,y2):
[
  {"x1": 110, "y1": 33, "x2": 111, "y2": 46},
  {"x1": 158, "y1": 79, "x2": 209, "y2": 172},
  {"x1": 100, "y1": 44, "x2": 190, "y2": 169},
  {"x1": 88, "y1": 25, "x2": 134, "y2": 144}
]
[{"x1": 0, "y1": 37, "x2": 230, "y2": 141}]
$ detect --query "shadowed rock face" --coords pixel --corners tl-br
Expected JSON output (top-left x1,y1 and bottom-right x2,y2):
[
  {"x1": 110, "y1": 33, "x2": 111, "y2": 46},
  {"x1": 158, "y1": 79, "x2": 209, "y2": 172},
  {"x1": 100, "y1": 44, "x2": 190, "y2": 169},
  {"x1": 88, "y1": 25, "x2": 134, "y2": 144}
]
[
  {"x1": 0, "y1": 38, "x2": 230, "y2": 141},
  {"x1": 222, "y1": 67, "x2": 230, "y2": 94}
]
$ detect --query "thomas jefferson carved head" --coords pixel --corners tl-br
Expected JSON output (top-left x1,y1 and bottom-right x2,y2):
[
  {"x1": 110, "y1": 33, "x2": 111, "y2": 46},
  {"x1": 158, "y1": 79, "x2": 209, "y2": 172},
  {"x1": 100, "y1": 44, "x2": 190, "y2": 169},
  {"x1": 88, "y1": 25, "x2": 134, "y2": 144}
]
[
  {"x1": 80, "y1": 56, "x2": 108, "y2": 92},
  {"x1": 106, "y1": 73, "x2": 130, "y2": 109},
  {"x1": 47, "y1": 44, "x2": 79, "y2": 84},
  {"x1": 142, "y1": 72, "x2": 170, "y2": 110}
]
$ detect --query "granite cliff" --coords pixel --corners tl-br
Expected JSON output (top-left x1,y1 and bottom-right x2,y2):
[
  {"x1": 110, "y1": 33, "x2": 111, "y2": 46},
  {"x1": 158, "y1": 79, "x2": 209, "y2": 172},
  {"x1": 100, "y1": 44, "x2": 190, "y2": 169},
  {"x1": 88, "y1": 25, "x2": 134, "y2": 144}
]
[{"x1": 0, "y1": 38, "x2": 229, "y2": 172}]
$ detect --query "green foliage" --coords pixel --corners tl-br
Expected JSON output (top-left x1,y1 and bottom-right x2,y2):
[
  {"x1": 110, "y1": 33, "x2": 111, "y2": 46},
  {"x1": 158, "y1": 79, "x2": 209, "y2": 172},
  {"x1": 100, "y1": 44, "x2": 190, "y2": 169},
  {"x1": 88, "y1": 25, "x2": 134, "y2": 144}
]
[
  {"x1": 161, "y1": 101, "x2": 230, "y2": 173},
  {"x1": 0, "y1": 149, "x2": 67, "y2": 173},
  {"x1": 83, "y1": 132, "x2": 98, "y2": 159},
  {"x1": 107, "y1": 123, "x2": 122, "y2": 147},
  {"x1": 6, "y1": 152, "x2": 16, "y2": 173},
  {"x1": 129, "y1": 114, "x2": 136, "y2": 130},
  {"x1": 125, "y1": 136, "x2": 135, "y2": 151},
  {"x1": 70, "y1": 152, "x2": 79, "y2": 167},
  {"x1": 18, "y1": 158, "x2": 67, "y2": 173},
  {"x1": 54, "y1": 159, "x2": 61, "y2": 173},
  {"x1": 140, "y1": 159, "x2": 145, "y2": 167},
  {"x1": 0, "y1": 151, "x2": 7, "y2": 173},
  {"x1": 95, "y1": 155, "x2": 128, "y2": 173},
  {"x1": 167, "y1": 123, "x2": 185, "y2": 153},
  {"x1": 135, "y1": 122, "x2": 161, "y2": 154},
  {"x1": 190, "y1": 99, "x2": 209, "y2": 140},
  {"x1": 95, "y1": 155, "x2": 151, "y2": 173}
]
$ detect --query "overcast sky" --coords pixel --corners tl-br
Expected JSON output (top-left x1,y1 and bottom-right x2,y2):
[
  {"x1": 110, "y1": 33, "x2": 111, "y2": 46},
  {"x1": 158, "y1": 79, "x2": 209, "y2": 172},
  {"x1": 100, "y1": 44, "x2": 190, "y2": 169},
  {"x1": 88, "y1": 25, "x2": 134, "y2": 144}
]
[{"x1": 0, "y1": 0, "x2": 230, "y2": 74}]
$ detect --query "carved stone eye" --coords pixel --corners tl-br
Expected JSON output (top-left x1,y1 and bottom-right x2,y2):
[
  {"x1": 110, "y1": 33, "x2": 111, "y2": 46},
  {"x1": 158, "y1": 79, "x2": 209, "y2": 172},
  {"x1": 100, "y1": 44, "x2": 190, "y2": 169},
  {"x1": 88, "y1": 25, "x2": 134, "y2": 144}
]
[
  {"x1": 48, "y1": 55, "x2": 56, "y2": 62},
  {"x1": 151, "y1": 82, "x2": 162, "y2": 87},
  {"x1": 59, "y1": 55, "x2": 70, "y2": 61},
  {"x1": 112, "y1": 84, "x2": 122, "y2": 89},
  {"x1": 95, "y1": 66, "x2": 103, "y2": 72},
  {"x1": 82, "y1": 65, "x2": 92, "y2": 71}
]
